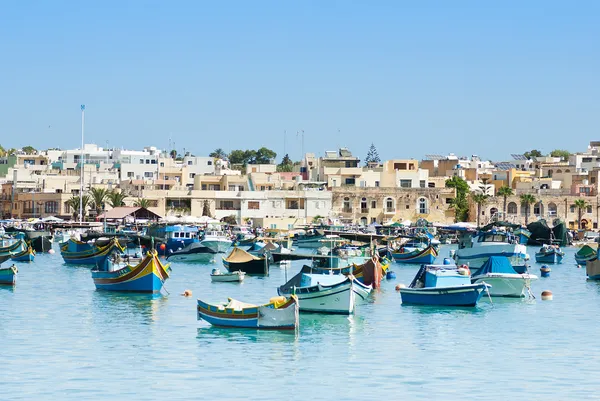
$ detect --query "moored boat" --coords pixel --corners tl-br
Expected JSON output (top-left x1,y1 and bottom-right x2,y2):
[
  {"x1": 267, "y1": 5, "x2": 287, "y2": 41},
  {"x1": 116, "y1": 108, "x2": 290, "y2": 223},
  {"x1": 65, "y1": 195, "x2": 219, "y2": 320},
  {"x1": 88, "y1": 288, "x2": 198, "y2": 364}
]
[
  {"x1": 223, "y1": 247, "x2": 268, "y2": 275},
  {"x1": 210, "y1": 269, "x2": 245, "y2": 283},
  {"x1": 454, "y1": 230, "x2": 528, "y2": 274},
  {"x1": 91, "y1": 250, "x2": 171, "y2": 292},
  {"x1": 200, "y1": 230, "x2": 233, "y2": 253},
  {"x1": 535, "y1": 244, "x2": 564, "y2": 264},
  {"x1": 471, "y1": 256, "x2": 537, "y2": 297},
  {"x1": 586, "y1": 257, "x2": 600, "y2": 280},
  {"x1": 61, "y1": 237, "x2": 124, "y2": 267},
  {"x1": 576, "y1": 245, "x2": 597, "y2": 265},
  {"x1": 0, "y1": 255, "x2": 17, "y2": 285},
  {"x1": 11, "y1": 246, "x2": 35, "y2": 262},
  {"x1": 400, "y1": 264, "x2": 488, "y2": 306},
  {"x1": 278, "y1": 272, "x2": 370, "y2": 314},
  {"x1": 197, "y1": 295, "x2": 299, "y2": 329},
  {"x1": 166, "y1": 242, "x2": 217, "y2": 263}
]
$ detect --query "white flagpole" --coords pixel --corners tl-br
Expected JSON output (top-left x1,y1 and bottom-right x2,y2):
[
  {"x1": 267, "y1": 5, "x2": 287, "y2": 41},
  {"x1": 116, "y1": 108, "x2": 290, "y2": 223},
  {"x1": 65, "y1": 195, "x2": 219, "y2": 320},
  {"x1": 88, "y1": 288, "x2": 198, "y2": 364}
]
[{"x1": 79, "y1": 104, "x2": 85, "y2": 223}]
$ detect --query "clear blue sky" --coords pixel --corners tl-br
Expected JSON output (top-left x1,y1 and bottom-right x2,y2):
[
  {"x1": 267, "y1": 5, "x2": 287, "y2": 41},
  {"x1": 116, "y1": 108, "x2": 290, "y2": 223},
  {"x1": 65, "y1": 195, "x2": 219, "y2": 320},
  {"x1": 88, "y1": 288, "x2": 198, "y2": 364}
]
[{"x1": 1, "y1": 1, "x2": 598, "y2": 162}]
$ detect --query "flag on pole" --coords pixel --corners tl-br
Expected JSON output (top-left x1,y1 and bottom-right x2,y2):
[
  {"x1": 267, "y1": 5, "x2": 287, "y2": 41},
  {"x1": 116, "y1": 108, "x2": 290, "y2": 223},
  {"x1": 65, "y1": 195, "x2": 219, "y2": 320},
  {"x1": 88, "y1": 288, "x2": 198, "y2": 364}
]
[{"x1": 81, "y1": 104, "x2": 85, "y2": 111}]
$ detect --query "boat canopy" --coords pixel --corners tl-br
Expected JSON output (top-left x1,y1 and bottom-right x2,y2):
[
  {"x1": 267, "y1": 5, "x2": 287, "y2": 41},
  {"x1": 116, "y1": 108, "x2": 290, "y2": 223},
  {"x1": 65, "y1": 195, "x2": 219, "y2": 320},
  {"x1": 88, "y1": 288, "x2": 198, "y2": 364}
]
[
  {"x1": 478, "y1": 256, "x2": 517, "y2": 275},
  {"x1": 576, "y1": 245, "x2": 597, "y2": 258},
  {"x1": 224, "y1": 247, "x2": 262, "y2": 263}
]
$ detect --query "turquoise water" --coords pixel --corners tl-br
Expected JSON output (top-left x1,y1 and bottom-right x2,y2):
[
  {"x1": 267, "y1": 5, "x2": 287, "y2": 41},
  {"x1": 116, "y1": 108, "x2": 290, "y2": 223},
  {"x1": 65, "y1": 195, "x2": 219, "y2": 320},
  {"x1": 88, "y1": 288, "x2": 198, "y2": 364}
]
[{"x1": 1, "y1": 245, "x2": 599, "y2": 400}]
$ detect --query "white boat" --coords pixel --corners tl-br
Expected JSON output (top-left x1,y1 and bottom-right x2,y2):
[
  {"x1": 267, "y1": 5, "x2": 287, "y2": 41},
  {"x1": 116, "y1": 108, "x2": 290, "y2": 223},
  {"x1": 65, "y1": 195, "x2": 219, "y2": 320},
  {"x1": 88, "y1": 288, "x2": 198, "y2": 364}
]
[
  {"x1": 210, "y1": 269, "x2": 245, "y2": 283},
  {"x1": 454, "y1": 230, "x2": 528, "y2": 274},
  {"x1": 470, "y1": 256, "x2": 537, "y2": 297},
  {"x1": 200, "y1": 230, "x2": 233, "y2": 253},
  {"x1": 278, "y1": 272, "x2": 370, "y2": 314}
]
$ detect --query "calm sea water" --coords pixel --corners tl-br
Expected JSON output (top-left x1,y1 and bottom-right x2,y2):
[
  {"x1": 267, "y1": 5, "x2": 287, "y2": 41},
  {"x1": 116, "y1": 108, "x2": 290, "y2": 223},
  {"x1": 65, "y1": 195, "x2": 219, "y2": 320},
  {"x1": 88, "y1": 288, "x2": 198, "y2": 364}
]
[{"x1": 1, "y1": 244, "x2": 598, "y2": 400}]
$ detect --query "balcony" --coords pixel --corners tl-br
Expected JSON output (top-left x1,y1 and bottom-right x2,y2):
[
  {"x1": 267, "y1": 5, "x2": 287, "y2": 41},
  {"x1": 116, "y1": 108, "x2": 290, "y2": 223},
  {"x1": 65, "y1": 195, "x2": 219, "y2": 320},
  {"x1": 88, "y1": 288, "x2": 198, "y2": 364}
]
[
  {"x1": 341, "y1": 207, "x2": 353, "y2": 213},
  {"x1": 360, "y1": 208, "x2": 369, "y2": 214},
  {"x1": 216, "y1": 206, "x2": 241, "y2": 211},
  {"x1": 384, "y1": 208, "x2": 396, "y2": 214}
]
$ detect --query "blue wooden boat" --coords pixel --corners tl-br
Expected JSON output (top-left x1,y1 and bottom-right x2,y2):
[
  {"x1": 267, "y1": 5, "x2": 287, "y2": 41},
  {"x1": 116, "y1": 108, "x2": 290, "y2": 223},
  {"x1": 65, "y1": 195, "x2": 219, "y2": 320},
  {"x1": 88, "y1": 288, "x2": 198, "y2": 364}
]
[
  {"x1": 535, "y1": 244, "x2": 564, "y2": 264},
  {"x1": 575, "y1": 245, "x2": 597, "y2": 265},
  {"x1": 0, "y1": 255, "x2": 17, "y2": 285},
  {"x1": 11, "y1": 246, "x2": 34, "y2": 262},
  {"x1": 197, "y1": 295, "x2": 299, "y2": 329},
  {"x1": 400, "y1": 264, "x2": 488, "y2": 306},
  {"x1": 61, "y1": 238, "x2": 124, "y2": 267},
  {"x1": 0, "y1": 239, "x2": 27, "y2": 256},
  {"x1": 513, "y1": 228, "x2": 531, "y2": 245},
  {"x1": 91, "y1": 250, "x2": 171, "y2": 292},
  {"x1": 389, "y1": 244, "x2": 438, "y2": 264}
]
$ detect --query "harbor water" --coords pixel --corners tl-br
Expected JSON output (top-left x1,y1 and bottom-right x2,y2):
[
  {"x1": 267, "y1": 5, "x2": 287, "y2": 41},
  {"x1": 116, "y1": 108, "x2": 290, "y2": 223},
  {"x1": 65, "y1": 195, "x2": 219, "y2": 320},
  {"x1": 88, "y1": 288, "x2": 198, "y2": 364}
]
[{"x1": 1, "y1": 244, "x2": 599, "y2": 400}]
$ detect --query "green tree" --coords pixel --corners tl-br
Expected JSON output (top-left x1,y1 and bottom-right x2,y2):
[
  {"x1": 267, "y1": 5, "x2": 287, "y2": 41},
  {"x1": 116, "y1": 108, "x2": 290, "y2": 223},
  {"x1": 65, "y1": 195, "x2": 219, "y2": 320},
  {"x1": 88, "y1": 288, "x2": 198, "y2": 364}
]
[
  {"x1": 6, "y1": 148, "x2": 17, "y2": 156},
  {"x1": 134, "y1": 198, "x2": 151, "y2": 208},
  {"x1": 88, "y1": 187, "x2": 108, "y2": 217},
  {"x1": 169, "y1": 149, "x2": 177, "y2": 159},
  {"x1": 364, "y1": 143, "x2": 381, "y2": 166},
  {"x1": 277, "y1": 154, "x2": 293, "y2": 172},
  {"x1": 523, "y1": 150, "x2": 543, "y2": 159},
  {"x1": 254, "y1": 147, "x2": 276, "y2": 164},
  {"x1": 0, "y1": 145, "x2": 5, "y2": 157},
  {"x1": 21, "y1": 146, "x2": 37, "y2": 155},
  {"x1": 574, "y1": 199, "x2": 588, "y2": 229},
  {"x1": 209, "y1": 148, "x2": 227, "y2": 159},
  {"x1": 228, "y1": 150, "x2": 247, "y2": 165},
  {"x1": 520, "y1": 194, "x2": 536, "y2": 225},
  {"x1": 550, "y1": 149, "x2": 570, "y2": 161},
  {"x1": 497, "y1": 186, "x2": 514, "y2": 218},
  {"x1": 106, "y1": 191, "x2": 128, "y2": 208},
  {"x1": 471, "y1": 193, "x2": 489, "y2": 227},
  {"x1": 67, "y1": 195, "x2": 91, "y2": 220},
  {"x1": 445, "y1": 176, "x2": 470, "y2": 222}
]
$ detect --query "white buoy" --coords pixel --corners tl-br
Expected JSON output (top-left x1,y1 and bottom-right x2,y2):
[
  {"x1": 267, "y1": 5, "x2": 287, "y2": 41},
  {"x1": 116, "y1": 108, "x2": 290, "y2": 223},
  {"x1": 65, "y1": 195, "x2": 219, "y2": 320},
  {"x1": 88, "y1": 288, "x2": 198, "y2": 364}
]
[
  {"x1": 395, "y1": 283, "x2": 406, "y2": 291},
  {"x1": 541, "y1": 290, "x2": 553, "y2": 301}
]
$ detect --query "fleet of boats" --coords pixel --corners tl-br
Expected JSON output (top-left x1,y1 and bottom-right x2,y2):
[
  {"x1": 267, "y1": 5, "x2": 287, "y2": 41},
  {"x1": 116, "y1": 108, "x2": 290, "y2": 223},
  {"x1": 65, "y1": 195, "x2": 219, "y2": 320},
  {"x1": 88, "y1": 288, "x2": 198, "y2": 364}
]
[{"x1": 1, "y1": 218, "x2": 597, "y2": 330}]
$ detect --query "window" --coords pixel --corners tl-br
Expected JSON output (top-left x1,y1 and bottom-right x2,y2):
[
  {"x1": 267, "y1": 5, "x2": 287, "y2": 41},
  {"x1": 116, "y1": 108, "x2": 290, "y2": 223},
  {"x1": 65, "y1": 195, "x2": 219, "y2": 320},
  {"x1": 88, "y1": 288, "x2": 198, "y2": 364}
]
[
  {"x1": 127, "y1": 172, "x2": 134, "y2": 178},
  {"x1": 229, "y1": 185, "x2": 236, "y2": 191},
  {"x1": 208, "y1": 161, "x2": 212, "y2": 165},
  {"x1": 418, "y1": 198, "x2": 428, "y2": 214},
  {"x1": 188, "y1": 161, "x2": 193, "y2": 165},
  {"x1": 587, "y1": 206, "x2": 593, "y2": 214},
  {"x1": 400, "y1": 179, "x2": 412, "y2": 188},
  {"x1": 63, "y1": 202, "x2": 70, "y2": 214},
  {"x1": 533, "y1": 202, "x2": 543, "y2": 216},
  {"x1": 371, "y1": 200, "x2": 377, "y2": 209},
  {"x1": 345, "y1": 178, "x2": 355, "y2": 186},
  {"x1": 189, "y1": 173, "x2": 196, "y2": 179},
  {"x1": 146, "y1": 159, "x2": 150, "y2": 164},
  {"x1": 570, "y1": 205, "x2": 576, "y2": 213},
  {"x1": 420, "y1": 180, "x2": 426, "y2": 188},
  {"x1": 151, "y1": 159, "x2": 157, "y2": 164},
  {"x1": 375, "y1": 181, "x2": 380, "y2": 187},
  {"x1": 446, "y1": 198, "x2": 453, "y2": 204},
  {"x1": 248, "y1": 201, "x2": 260, "y2": 210},
  {"x1": 428, "y1": 182, "x2": 436, "y2": 188},
  {"x1": 164, "y1": 176, "x2": 169, "y2": 180},
  {"x1": 139, "y1": 159, "x2": 144, "y2": 164},
  {"x1": 360, "y1": 198, "x2": 367, "y2": 212},
  {"x1": 548, "y1": 202, "x2": 557, "y2": 216},
  {"x1": 201, "y1": 184, "x2": 207, "y2": 190},
  {"x1": 592, "y1": 177, "x2": 597, "y2": 184},
  {"x1": 507, "y1": 202, "x2": 517, "y2": 215},
  {"x1": 160, "y1": 162, "x2": 164, "y2": 167},
  {"x1": 385, "y1": 197, "x2": 395, "y2": 212},
  {"x1": 144, "y1": 172, "x2": 153, "y2": 178},
  {"x1": 45, "y1": 201, "x2": 58, "y2": 214},
  {"x1": 343, "y1": 197, "x2": 351, "y2": 212}
]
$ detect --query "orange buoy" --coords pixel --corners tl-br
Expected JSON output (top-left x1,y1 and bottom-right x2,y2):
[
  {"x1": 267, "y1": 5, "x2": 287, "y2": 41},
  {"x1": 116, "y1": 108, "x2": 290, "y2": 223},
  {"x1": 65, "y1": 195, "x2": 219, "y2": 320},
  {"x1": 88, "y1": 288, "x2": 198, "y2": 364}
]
[
  {"x1": 541, "y1": 290, "x2": 553, "y2": 301},
  {"x1": 395, "y1": 283, "x2": 406, "y2": 291},
  {"x1": 181, "y1": 289, "x2": 192, "y2": 297}
]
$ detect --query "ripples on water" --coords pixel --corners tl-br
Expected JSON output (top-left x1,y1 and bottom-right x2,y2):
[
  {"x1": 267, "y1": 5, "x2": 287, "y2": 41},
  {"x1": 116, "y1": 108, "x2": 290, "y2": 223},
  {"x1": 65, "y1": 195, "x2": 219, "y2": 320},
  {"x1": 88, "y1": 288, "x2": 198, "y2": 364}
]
[{"x1": 0, "y1": 245, "x2": 599, "y2": 400}]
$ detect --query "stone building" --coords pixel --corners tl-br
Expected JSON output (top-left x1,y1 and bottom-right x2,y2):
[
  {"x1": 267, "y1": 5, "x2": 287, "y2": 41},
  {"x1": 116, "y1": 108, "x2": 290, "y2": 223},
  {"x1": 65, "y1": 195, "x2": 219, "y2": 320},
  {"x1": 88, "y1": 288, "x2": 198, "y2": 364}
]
[
  {"x1": 331, "y1": 187, "x2": 456, "y2": 225},
  {"x1": 470, "y1": 194, "x2": 600, "y2": 230}
]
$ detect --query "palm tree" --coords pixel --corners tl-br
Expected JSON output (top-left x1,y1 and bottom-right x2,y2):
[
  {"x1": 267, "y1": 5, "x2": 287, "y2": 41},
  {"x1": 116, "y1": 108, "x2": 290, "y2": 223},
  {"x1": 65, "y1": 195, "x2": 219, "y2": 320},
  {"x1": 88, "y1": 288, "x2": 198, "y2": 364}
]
[
  {"x1": 520, "y1": 194, "x2": 537, "y2": 225},
  {"x1": 497, "y1": 186, "x2": 514, "y2": 218},
  {"x1": 88, "y1": 187, "x2": 108, "y2": 217},
  {"x1": 106, "y1": 191, "x2": 128, "y2": 208},
  {"x1": 209, "y1": 148, "x2": 227, "y2": 160},
  {"x1": 574, "y1": 199, "x2": 588, "y2": 229},
  {"x1": 471, "y1": 193, "x2": 489, "y2": 227},
  {"x1": 134, "y1": 198, "x2": 150, "y2": 208},
  {"x1": 67, "y1": 195, "x2": 91, "y2": 220}
]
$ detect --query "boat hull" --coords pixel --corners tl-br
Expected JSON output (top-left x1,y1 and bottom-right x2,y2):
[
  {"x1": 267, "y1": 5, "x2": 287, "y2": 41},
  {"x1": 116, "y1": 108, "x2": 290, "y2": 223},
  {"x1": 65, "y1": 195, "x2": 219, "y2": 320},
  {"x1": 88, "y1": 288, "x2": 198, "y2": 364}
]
[
  {"x1": 201, "y1": 239, "x2": 232, "y2": 253},
  {"x1": 400, "y1": 284, "x2": 486, "y2": 306},
  {"x1": 211, "y1": 273, "x2": 245, "y2": 283},
  {"x1": 223, "y1": 258, "x2": 268, "y2": 275},
  {"x1": 586, "y1": 259, "x2": 600, "y2": 280},
  {"x1": 0, "y1": 265, "x2": 17, "y2": 285},
  {"x1": 471, "y1": 273, "x2": 537, "y2": 297},
  {"x1": 278, "y1": 278, "x2": 358, "y2": 314},
  {"x1": 535, "y1": 252, "x2": 564, "y2": 264},
  {"x1": 197, "y1": 297, "x2": 298, "y2": 329},
  {"x1": 11, "y1": 247, "x2": 34, "y2": 262},
  {"x1": 167, "y1": 253, "x2": 215, "y2": 263},
  {"x1": 92, "y1": 251, "x2": 170, "y2": 293},
  {"x1": 390, "y1": 246, "x2": 438, "y2": 264}
]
